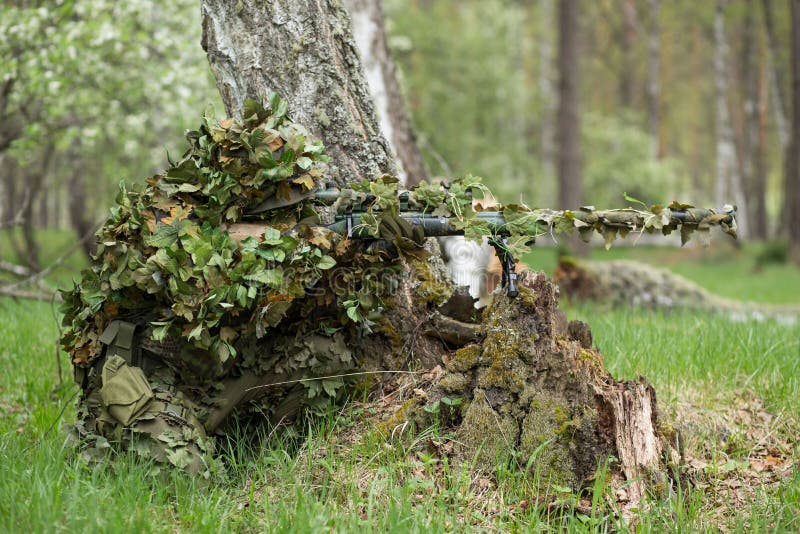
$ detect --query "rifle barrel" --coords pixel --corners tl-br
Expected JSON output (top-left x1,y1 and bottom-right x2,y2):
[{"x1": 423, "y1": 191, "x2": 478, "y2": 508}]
[{"x1": 325, "y1": 207, "x2": 736, "y2": 238}]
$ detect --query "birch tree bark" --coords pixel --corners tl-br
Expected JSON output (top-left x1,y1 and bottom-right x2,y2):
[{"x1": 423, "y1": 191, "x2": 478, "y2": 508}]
[
  {"x1": 344, "y1": 0, "x2": 429, "y2": 187},
  {"x1": 200, "y1": 0, "x2": 396, "y2": 186}
]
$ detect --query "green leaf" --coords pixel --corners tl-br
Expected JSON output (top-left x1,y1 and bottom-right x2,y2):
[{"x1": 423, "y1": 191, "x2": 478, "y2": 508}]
[
  {"x1": 177, "y1": 183, "x2": 201, "y2": 193},
  {"x1": 322, "y1": 379, "x2": 342, "y2": 398},
  {"x1": 187, "y1": 323, "x2": 204, "y2": 341},
  {"x1": 145, "y1": 223, "x2": 179, "y2": 248},
  {"x1": 244, "y1": 269, "x2": 283, "y2": 288},
  {"x1": 423, "y1": 400, "x2": 441, "y2": 414},
  {"x1": 262, "y1": 226, "x2": 282, "y2": 245},
  {"x1": 316, "y1": 255, "x2": 336, "y2": 270},
  {"x1": 274, "y1": 97, "x2": 288, "y2": 119},
  {"x1": 346, "y1": 305, "x2": 361, "y2": 323},
  {"x1": 623, "y1": 191, "x2": 649, "y2": 210}
]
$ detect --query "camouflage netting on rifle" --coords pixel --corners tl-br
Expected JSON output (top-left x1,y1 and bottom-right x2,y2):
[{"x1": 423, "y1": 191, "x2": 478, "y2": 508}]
[{"x1": 60, "y1": 94, "x2": 738, "y2": 473}]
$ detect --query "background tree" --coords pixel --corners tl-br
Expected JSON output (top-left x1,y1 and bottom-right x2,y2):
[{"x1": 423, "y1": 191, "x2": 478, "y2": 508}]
[
  {"x1": 200, "y1": 0, "x2": 395, "y2": 186},
  {"x1": 556, "y1": 0, "x2": 583, "y2": 213},
  {"x1": 0, "y1": 0, "x2": 217, "y2": 266},
  {"x1": 789, "y1": 0, "x2": 800, "y2": 263},
  {"x1": 713, "y1": 0, "x2": 748, "y2": 237}
]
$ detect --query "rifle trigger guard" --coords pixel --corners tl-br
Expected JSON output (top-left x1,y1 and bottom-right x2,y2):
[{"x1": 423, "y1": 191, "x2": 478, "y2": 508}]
[{"x1": 489, "y1": 236, "x2": 519, "y2": 299}]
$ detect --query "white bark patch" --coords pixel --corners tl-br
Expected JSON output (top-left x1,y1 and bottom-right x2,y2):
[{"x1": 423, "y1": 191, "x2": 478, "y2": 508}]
[{"x1": 439, "y1": 237, "x2": 493, "y2": 308}]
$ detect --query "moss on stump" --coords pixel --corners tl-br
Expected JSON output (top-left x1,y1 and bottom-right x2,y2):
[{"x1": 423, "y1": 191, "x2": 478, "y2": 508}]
[{"x1": 399, "y1": 270, "x2": 667, "y2": 499}]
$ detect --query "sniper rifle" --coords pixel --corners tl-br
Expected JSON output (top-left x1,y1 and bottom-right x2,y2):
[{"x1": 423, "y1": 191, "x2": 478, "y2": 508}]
[{"x1": 310, "y1": 187, "x2": 738, "y2": 300}]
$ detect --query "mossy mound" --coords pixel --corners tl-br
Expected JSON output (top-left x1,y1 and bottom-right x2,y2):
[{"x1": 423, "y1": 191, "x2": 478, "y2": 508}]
[{"x1": 406, "y1": 271, "x2": 665, "y2": 494}]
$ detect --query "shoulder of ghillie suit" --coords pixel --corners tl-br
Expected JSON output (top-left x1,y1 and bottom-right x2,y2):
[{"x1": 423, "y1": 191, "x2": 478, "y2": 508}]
[{"x1": 58, "y1": 93, "x2": 388, "y2": 370}]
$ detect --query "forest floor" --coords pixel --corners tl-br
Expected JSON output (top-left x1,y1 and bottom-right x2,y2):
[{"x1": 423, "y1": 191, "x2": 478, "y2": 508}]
[{"x1": 0, "y1": 231, "x2": 798, "y2": 532}]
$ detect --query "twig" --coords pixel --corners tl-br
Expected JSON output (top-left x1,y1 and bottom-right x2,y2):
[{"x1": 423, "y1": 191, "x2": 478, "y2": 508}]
[
  {"x1": 3, "y1": 221, "x2": 101, "y2": 292},
  {"x1": 0, "y1": 184, "x2": 31, "y2": 230},
  {"x1": 23, "y1": 388, "x2": 79, "y2": 453},
  {"x1": 0, "y1": 260, "x2": 33, "y2": 277},
  {"x1": 418, "y1": 135, "x2": 453, "y2": 177},
  {"x1": 0, "y1": 215, "x2": 24, "y2": 230},
  {"x1": 244, "y1": 370, "x2": 422, "y2": 393},
  {"x1": 51, "y1": 290, "x2": 65, "y2": 388}
]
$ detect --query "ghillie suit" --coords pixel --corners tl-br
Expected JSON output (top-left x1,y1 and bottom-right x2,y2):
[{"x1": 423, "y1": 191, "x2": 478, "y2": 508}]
[{"x1": 60, "y1": 96, "x2": 416, "y2": 473}]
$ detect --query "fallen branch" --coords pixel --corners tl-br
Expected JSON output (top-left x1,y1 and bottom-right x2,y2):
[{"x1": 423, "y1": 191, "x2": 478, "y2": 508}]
[
  {"x1": 3, "y1": 221, "x2": 101, "y2": 292},
  {"x1": 0, "y1": 260, "x2": 33, "y2": 277},
  {"x1": 0, "y1": 286, "x2": 59, "y2": 302},
  {"x1": 0, "y1": 215, "x2": 24, "y2": 230}
]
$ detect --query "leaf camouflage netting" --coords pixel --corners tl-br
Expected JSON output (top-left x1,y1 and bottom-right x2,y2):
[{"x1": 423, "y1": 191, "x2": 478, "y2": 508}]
[
  {"x1": 61, "y1": 94, "x2": 369, "y2": 371},
  {"x1": 59, "y1": 94, "x2": 737, "y2": 470}
]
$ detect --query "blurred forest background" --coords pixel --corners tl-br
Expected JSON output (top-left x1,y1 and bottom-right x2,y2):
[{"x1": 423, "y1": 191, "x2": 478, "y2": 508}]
[{"x1": 1, "y1": 0, "x2": 798, "y2": 270}]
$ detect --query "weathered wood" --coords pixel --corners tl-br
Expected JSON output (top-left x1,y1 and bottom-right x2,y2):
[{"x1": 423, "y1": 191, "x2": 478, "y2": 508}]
[{"x1": 401, "y1": 271, "x2": 667, "y2": 499}]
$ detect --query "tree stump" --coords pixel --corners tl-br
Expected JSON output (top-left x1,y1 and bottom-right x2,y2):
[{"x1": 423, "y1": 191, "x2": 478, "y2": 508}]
[{"x1": 383, "y1": 268, "x2": 667, "y2": 500}]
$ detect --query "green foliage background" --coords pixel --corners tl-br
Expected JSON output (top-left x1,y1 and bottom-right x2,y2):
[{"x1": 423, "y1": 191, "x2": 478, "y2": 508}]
[{"x1": 0, "y1": 0, "x2": 793, "y2": 229}]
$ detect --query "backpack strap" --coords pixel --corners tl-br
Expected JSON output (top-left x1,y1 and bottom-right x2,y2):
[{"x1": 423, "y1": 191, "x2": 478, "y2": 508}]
[{"x1": 99, "y1": 320, "x2": 138, "y2": 365}]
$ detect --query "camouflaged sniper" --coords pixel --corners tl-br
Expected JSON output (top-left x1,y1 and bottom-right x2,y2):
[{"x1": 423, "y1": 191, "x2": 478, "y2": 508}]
[{"x1": 60, "y1": 94, "x2": 738, "y2": 473}]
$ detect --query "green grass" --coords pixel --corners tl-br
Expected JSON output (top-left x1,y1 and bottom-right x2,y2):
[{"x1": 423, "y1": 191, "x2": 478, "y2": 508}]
[{"x1": 1, "y1": 233, "x2": 799, "y2": 531}]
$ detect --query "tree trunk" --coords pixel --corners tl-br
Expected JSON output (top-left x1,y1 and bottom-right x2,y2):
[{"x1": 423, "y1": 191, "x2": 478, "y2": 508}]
[
  {"x1": 556, "y1": 0, "x2": 587, "y2": 257},
  {"x1": 618, "y1": 0, "x2": 638, "y2": 109},
  {"x1": 344, "y1": 0, "x2": 429, "y2": 187},
  {"x1": 556, "y1": 0, "x2": 583, "y2": 211},
  {"x1": 740, "y1": 0, "x2": 768, "y2": 239},
  {"x1": 646, "y1": 0, "x2": 662, "y2": 158},
  {"x1": 762, "y1": 0, "x2": 790, "y2": 148},
  {"x1": 0, "y1": 153, "x2": 10, "y2": 226},
  {"x1": 713, "y1": 0, "x2": 748, "y2": 237},
  {"x1": 200, "y1": 0, "x2": 396, "y2": 187},
  {"x1": 201, "y1": 0, "x2": 668, "y2": 501},
  {"x1": 538, "y1": 0, "x2": 556, "y2": 184},
  {"x1": 789, "y1": 0, "x2": 800, "y2": 263},
  {"x1": 66, "y1": 142, "x2": 97, "y2": 257},
  {"x1": 762, "y1": 0, "x2": 792, "y2": 234},
  {"x1": 19, "y1": 169, "x2": 42, "y2": 271}
]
